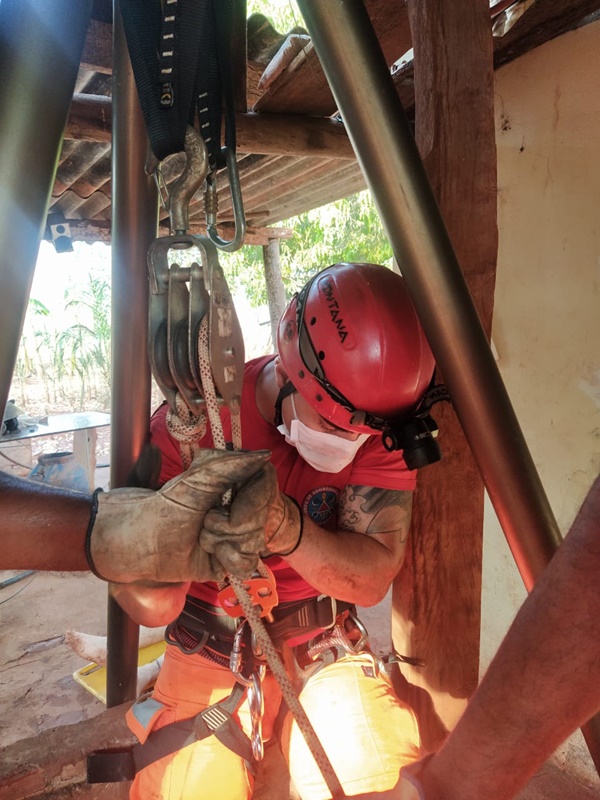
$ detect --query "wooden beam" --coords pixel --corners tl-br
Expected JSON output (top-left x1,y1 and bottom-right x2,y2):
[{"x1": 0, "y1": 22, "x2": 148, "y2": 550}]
[
  {"x1": 391, "y1": 0, "x2": 498, "y2": 751},
  {"x1": 67, "y1": 94, "x2": 112, "y2": 142},
  {"x1": 51, "y1": 218, "x2": 292, "y2": 247},
  {"x1": 254, "y1": 0, "x2": 412, "y2": 115},
  {"x1": 0, "y1": 703, "x2": 292, "y2": 800},
  {"x1": 262, "y1": 237, "x2": 287, "y2": 346},
  {"x1": 73, "y1": 0, "x2": 600, "y2": 118},
  {"x1": 0, "y1": 702, "x2": 134, "y2": 799},
  {"x1": 237, "y1": 112, "x2": 355, "y2": 159},
  {"x1": 65, "y1": 95, "x2": 356, "y2": 159},
  {"x1": 391, "y1": 0, "x2": 600, "y2": 118},
  {"x1": 182, "y1": 223, "x2": 294, "y2": 246},
  {"x1": 80, "y1": 18, "x2": 112, "y2": 74}
]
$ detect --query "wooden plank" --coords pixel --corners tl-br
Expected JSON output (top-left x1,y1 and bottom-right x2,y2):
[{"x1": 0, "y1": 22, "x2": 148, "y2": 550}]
[
  {"x1": 493, "y1": 0, "x2": 600, "y2": 66},
  {"x1": 391, "y1": 0, "x2": 498, "y2": 751},
  {"x1": 55, "y1": 219, "x2": 292, "y2": 247},
  {"x1": 252, "y1": 41, "x2": 331, "y2": 116},
  {"x1": 254, "y1": 0, "x2": 412, "y2": 115},
  {"x1": 248, "y1": 165, "x2": 366, "y2": 226},
  {"x1": 80, "y1": 19, "x2": 112, "y2": 74},
  {"x1": 216, "y1": 157, "x2": 335, "y2": 217}
]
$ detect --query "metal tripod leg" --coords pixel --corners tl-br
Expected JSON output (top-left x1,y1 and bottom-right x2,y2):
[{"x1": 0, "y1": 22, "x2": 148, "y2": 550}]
[
  {"x1": 0, "y1": 0, "x2": 92, "y2": 419},
  {"x1": 297, "y1": 0, "x2": 600, "y2": 774}
]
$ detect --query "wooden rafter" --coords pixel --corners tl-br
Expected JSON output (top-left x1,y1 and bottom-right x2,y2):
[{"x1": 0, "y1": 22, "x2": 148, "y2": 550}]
[{"x1": 43, "y1": 219, "x2": 293, "y2": 247}]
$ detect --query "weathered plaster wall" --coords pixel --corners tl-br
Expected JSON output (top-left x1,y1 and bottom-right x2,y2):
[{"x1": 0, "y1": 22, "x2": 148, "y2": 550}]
[{"x1": 482, "y1": 19, "x2": 600, "y2": 786}]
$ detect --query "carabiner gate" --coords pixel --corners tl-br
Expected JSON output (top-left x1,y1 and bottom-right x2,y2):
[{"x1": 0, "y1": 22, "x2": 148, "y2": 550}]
[{"x1": 205, "y1": 146, "x2": 246, "y2": 252}]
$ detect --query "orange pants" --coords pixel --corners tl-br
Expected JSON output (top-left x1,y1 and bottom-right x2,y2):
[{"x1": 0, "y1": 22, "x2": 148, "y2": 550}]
[{"x1": 127, "y1": 643, "x2": 421, "y2": 800}]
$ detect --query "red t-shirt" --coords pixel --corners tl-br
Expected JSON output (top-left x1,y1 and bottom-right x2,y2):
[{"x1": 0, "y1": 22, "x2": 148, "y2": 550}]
[{"x1": 150, "y1": 355, "x2": 417, "y2": 604}]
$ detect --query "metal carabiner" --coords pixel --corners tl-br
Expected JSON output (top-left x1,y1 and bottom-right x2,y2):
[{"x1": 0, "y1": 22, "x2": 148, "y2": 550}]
[
  {"x1": 348, "y1": 613, "x2": 369, "y2": 653},
  {"x1": 230, "y1": 620, "x2": 253, "y2": 686},
  {"x1": 166, "y1": 126, "x2": 209, "y2": 235},
  {"x1": 205, "y1": 146, "x2": 246, "y2": 252},
  {"x1": 247, "y1": 670, "x2": 266, "y2": 762}
]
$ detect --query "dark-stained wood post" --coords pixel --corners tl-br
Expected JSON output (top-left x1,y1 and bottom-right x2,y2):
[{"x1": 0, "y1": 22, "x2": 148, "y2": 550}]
[
  {"x1": 262, "y1": 237, "x2": 287, "y2": 348},
  {"x1": 391, "y1": 0, "x2": 499, "y2": 749}
]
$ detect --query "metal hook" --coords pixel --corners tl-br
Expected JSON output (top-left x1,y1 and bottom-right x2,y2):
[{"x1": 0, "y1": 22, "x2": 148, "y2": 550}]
[
  {"x1": 168, "y1": 126, "x2": 210, "y2": 235},
  {"x1": 205, "y1": 146, "x2": 246, "y2": 252}
]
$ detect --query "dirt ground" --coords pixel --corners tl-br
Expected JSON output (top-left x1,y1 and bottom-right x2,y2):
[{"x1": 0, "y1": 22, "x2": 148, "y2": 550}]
[{"x1": 0, "y1": 570, "x2": 109, "y2": 748}]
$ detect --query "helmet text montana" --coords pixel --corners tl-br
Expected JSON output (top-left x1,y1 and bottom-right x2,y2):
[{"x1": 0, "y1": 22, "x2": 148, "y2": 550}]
[{"x1": 320, "y1": 278, "x2": 349, "y2": 343}]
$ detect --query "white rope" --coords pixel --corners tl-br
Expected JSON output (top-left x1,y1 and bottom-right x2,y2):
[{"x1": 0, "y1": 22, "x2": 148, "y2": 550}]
[
  {"x1": 165, "y1": 393, "x2": 206, "y2": 470},
  {"x1": 171, "y1": 308, "x2": 345, "y2": 797}
]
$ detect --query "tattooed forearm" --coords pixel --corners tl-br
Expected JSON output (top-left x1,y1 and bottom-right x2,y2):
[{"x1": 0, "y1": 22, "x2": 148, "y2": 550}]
[{"x1": 337, "y1": 484, "x2": 413, "y2": 538}]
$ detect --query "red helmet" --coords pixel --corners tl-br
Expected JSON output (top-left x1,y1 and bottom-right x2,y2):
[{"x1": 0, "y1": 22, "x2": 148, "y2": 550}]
[{"x1": 276, "y1": 263, "x2": 435, "y2": 434}]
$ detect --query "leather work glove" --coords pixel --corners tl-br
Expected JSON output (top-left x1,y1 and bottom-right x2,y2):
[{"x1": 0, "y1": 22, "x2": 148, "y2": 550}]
[
  {"x1": 87, "y1": 448, "x2": 271, "y2": 584},
  {"x1": 200, "y1": 461, "x2": 303, "y2": 576}
]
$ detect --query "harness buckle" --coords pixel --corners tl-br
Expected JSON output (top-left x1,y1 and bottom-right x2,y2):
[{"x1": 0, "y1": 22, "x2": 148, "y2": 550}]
[{"x1": 315, "y1": 594, "x2": 338, "y2": 630}]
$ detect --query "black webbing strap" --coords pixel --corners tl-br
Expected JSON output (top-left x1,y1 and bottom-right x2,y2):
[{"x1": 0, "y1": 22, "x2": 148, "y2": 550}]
[
  {"x1": 266, "y1": 596, "x2": 356, "y2": 645},
  {"x1": 119, "y1": 0, "x2": 237, "y2": 168},
  {"x1": 87, "y1": 682, "x2": 253, "y2": 783}
]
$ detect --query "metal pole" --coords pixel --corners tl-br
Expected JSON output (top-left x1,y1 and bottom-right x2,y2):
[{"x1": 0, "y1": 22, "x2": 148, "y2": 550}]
[
  {"x1": 297, "y1": 0, "x2": 560, "y2": 589},
  {"x1": 297, "y1": 0, "x2": 600, "y2": 773},
  {"x1": 0, "y1": 0, "x2": 92, "y2": 420},
  {"x1": 106, "y1": 0, "x2": 158, "y2": 707}
]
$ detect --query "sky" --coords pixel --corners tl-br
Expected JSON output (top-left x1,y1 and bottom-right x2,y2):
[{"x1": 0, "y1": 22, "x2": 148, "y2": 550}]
[
  {"x1": 29, "y1": 241, "x2": 111, "y2": 316},
  {"x1": 28, "y1": 240, "x2": 272, "y2": 359}
]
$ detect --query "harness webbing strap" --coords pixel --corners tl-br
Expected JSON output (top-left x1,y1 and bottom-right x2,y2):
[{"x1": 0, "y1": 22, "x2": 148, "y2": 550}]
[
  {"x1": 267, "y1": 596, "x2": 355, "y2": 645},
  {"x1": 119, "y1": 0, "x2": 194, "y2": 160},
  {"x1": 119, "y1": 0, "x2": 237, "y2": 167},
  {"x1": 87, "y1": 682, "x2": 254, "y2": 783}
]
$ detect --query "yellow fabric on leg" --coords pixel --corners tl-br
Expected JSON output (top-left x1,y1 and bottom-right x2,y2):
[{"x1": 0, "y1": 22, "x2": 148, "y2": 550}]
[
  {"x1": 281, "y1": 653, "x2": 422, "y2": 800},
  {"x1": 127, "y1": 644, "x2": 281, "y2": 800}
]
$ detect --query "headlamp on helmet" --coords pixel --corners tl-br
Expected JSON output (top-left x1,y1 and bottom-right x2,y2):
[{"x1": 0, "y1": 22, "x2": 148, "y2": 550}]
[{"x1": 380, "y1": 382, "x2": 450, "y2": 470}]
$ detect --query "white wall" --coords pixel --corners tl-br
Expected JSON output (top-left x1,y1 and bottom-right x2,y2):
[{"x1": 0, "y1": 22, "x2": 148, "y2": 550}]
[{"x1": 482, "y1": 20, "x2": 600, "y2": 787}]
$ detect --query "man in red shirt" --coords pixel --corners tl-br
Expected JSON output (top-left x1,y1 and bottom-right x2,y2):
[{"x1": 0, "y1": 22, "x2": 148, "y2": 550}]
[{"x1": 121, "y1": 263, "x2": 438, "y2": 800}]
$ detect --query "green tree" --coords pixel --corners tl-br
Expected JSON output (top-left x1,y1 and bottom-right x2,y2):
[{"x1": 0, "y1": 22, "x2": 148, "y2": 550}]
[
  {"x1": 57, "y1": 274, "x2": 112, "y2": 409},
  {"x1": 222, "y1": 190, "x2": 392, "y2": 306},
  {"x1": 247, "y1": 0, "x2": 302, "y2": 34}
]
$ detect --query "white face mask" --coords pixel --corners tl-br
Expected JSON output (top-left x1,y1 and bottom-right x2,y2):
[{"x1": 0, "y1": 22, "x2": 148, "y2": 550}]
[{"x1": 277, "y1": 394, "x2": 369, "y2": 473}]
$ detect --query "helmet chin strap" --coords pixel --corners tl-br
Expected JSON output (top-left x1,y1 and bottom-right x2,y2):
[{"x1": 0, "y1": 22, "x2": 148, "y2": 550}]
[{"x1": 273, "y1": 381, "x2": 297, "y2": 426}]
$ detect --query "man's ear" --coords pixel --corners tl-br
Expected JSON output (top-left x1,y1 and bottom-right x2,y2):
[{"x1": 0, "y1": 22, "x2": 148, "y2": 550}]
[{"x1": 273, "y1": 357, "x2": 289, "y2": 389}]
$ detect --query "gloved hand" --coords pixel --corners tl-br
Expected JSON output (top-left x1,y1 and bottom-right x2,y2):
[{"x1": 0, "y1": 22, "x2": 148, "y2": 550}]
[
  {"x1": 200, "y1": 461, "x2": 303, "y2": 576},
  {"x1": 87, "y1": 448, "x2": 271, "y2": 584}
]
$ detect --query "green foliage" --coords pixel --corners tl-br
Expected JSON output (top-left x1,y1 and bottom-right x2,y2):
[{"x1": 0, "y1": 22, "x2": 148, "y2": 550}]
[
  {"x1": 12, "y1": 189, "x2": 392, "y2": 411},
  {"x1": 247, "y1": 0, "x2": 303, "y2": 34},
  {"x1": 221, "y1": 190, "x2": 393, "y2": 306},
  {"x1": 14, "y1": 273, "x2": 112, "y2": 412}
]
